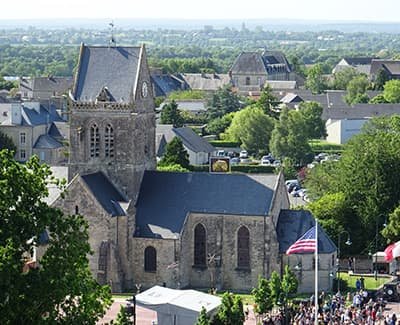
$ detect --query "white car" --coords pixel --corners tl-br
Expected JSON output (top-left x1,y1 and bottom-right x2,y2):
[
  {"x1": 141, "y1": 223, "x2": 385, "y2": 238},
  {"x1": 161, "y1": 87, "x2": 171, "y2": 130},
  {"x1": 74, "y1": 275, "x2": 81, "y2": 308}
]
[{"x1": 239, "y1": 150, "x2": 248, "y2": 158}]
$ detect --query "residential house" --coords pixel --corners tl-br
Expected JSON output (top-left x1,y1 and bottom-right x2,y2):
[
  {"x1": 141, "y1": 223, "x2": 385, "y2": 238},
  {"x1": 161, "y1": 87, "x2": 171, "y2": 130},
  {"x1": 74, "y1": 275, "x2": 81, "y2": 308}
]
[
  {"x1": 156, "y1": 124, "x2": 215, "y2": 165},
  {"x1": 332, "y1": 57, "x2": 375, "y2": 75},
  {"x1": 0, "y1": 101, "x2": 68, "y2": 164},
  {"x1": 370, "y1": 59, "x2": 400, "y2": 81}
]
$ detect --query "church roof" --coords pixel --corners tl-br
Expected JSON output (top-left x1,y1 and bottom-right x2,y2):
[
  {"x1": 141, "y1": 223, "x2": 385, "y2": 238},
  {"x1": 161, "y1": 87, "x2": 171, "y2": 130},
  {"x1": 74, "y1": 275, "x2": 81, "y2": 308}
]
[
  {"x1": 134, "y1": 171, "x2": 277, "y2": 239},
  {"x1": 230, "y1": 51, "x2": 291, "y2": 75},
  {"x1": 33, "y1": 134, "x2": 63, "y2": 149},
  {"x1": 277, "y1": 209, "x2": 336, "y2": 254},
  {"x1": 72, "y1": 45, "x2": 141, "y2": 103},
  {"x1": 81, "y1": 172, "x2": 129, "y2": 217}
]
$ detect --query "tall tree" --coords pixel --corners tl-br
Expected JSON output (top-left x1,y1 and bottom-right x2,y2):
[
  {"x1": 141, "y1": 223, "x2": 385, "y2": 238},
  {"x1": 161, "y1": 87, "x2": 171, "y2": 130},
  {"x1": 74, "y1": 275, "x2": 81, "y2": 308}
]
[
  {"x1": 0, "y1": 130, "x2": 16, "y2": 152},
  {"x1": 269, "y1": 271, "x2": 282, "y2": 306},
  {"x1": 270, "y1": 107, "x2": 312, "y2": 165},
  {"x1": 159, "y1": 137, "x2": 190, "y2": 169},
  {"x1": 251, "y1": 276, "x2": 273, "y2": 315},
  {"x1": 160, "y1": 100, "x2": 184, "y2": 127},
  {"x1": 383, "y1": 79, "x2": 400, "y2": 103},
  {"x1": 281, "y1": 265, "x2": 298, "y2": 299},
  {"x1": 255, "y1": 85, "x2": 279, "y2": 118},
  {"x1": 298, "y1": 101, "x2": 326, "y2": 139},
  {"x1": 206, "y1": 85, "x2": 241, "y2": 120},
  {"x1": 344, "y1": 75, "x2": 370, "y2": 105},
  {"x1": 225, "y1": 106, "x2": 275, "y2": 156},
  {"x1": 374, "y1": 69, "x2": 390, "y2": 91},
  {"x1": 305, "y1": 63, "x2": 327, "y2": 94},
  {"x1": 205, "y1": 112, "x2": 235, "y2": 138},
  {"x1": 0, "y1": 151, "x2": 112, "y2": 324}
]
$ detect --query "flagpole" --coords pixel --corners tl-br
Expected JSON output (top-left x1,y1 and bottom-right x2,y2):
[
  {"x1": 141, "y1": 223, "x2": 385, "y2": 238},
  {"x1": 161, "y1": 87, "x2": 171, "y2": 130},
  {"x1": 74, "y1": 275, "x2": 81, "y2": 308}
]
[{"x1": 315, "y1": 220, "x2": 318, "y2": 325}]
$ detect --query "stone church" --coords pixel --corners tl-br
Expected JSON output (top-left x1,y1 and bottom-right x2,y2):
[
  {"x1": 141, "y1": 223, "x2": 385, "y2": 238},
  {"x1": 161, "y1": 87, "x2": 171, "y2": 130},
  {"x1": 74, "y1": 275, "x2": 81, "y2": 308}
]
[{"x1": 54, "y1": 43, "x2": 336, "y2": 293}]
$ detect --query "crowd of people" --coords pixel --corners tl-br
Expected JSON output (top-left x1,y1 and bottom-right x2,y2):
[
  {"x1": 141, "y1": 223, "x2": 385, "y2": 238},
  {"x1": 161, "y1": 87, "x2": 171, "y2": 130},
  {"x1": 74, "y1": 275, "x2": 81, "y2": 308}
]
[{"x1": 260, "y1": 287, "x2": 398, "y2": 324}]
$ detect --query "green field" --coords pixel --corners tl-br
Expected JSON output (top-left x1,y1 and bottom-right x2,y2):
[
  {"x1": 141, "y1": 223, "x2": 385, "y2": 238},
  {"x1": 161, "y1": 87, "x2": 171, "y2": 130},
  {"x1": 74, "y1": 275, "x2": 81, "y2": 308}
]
[{"x1": 338, "y1": 272, "x2": 391, "y2": 290}]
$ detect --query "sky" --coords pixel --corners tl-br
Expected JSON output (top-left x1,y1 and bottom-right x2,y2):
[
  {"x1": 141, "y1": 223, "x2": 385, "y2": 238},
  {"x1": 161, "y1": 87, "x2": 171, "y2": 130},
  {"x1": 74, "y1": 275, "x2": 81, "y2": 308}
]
[{"x1": 2, "y1": 0, "x2": 400, "y2": 22}]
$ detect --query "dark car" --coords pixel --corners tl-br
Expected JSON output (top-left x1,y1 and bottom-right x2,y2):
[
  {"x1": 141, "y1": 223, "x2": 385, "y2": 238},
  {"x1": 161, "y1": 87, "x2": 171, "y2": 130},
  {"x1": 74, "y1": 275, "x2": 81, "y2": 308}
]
[{"x1": 376, "y1": 282, "x2": 400, "y2": 302}]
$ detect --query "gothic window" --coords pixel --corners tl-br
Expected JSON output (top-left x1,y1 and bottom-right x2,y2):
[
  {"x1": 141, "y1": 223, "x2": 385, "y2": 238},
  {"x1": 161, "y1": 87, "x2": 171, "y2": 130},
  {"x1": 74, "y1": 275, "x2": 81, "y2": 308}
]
[
  {"x1": 105, "y1": 124, "x2": 114, "y2": 158},
  {"x1": 245, "y1": 77, "x2": 251, "y2": 85},
  {"x1": 194, "y1": 224, "x2": 206, "y2": 266},
  {"x1": 144, "y1": 246, "x2": 157, "y2": 272},
  {"x1": 237, "y1": 226, "x2": 250, "y2": 268},
  {"x1": 90, "y1": 123, "x2": 100, "y2": 158}
]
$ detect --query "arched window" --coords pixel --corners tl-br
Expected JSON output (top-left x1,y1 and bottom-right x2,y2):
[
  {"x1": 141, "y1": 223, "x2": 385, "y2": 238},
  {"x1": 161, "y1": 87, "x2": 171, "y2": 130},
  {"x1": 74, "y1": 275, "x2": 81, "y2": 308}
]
[
  {"x1": 245, "y1": 76, "x2": 251, "y2": 85},
  {"x1": 144, "y1": 246, "x2": 157, "y2": 272},
  {"x1": 237, "y1": 226, "x2": 250, "y2": 268},
  {"x1": 194, "y1": 224, "x2": 206, "y2": 266},
  {"x1": 105, "y1": 124, "x2": 114, "y2": 158},
  {"x1": 90, "y1": 123, "x2": 100, "y2": 158}
]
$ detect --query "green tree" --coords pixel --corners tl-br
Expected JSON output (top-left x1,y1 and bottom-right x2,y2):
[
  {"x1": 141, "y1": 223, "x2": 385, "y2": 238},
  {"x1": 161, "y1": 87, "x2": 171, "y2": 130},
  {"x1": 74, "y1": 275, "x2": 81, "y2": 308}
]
[
  {"x1": 205, "y1": 113, "x2": 235, "y2": 138},
  {"x1": 374, "y1": 68, "x2": 389, "y2": 90},
  {"x1": 269, "y1": 107, "x2": 312, "y2": 165},
  {"x1": 206, "y1": 85, "x2": 241, "y2": 120},
  {"x1": 160, "y1": 100, "x2": 184, "y2": 127},
  {"x1": 225, "y1": 106, "x2": 275, "y2": 156},
  {"x1": 159, "y1": 137, "x2": 190, "y2": 169},
  {"x1": 251, "y1": 276, "x2": 273, "y2": 315},
  {"x1": 305, "y1": 116, "x2": 400, "y2": 253},
  {"x1": 269, "y1": 271, "x2": 282, "y2": 306},
  {"x1": 157, "y1": 163, "x2": 190, "y2": 172},
  {"x1": 298, "y1": 101, "x2": 326, "y2": 139},
  {"x1": 369, "y1": 94, "x2": 388, "y2": 104},
  {"x1": 305, "y1": 63, "x2": 327, "y2": 94},
  {"x1": 382, "y1": 206, "x2": 400, "y2": 243},
  {"x1": 331, "y1": 67, "x2": 360, "y2": 90},
  {"x1": 213, "y1": 293, "x2": 244, "y2": 325},
  {"x1": 383, "y1": 79, "x2": 400, "y2": 103},
  {"x1": 281, "y1": 265, "x2": 298, "y2": 299},
  {"x1": 114, "y1": 305, "x2": 132, "y2": 325},
  {"x1": 0, "y1": 130, "x2": 16, "y2": 152},
  {"x1": 344, "y1": 75, "x2": 370, "y2": 105},
  {"x1": 255, "y1": 85, "x2": 279, "y2": 118},
  {"x1": 196, "y1": 307, "x2": 211, "y2": 325},
  {"x1": 0, "y1": 151, "x2": 112, "y2": 324}
]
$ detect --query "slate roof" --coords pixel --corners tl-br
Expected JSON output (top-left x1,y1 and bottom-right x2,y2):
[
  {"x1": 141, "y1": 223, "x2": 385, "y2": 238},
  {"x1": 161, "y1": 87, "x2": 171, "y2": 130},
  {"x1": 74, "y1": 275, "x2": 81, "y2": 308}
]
[
  {"x1": 81, "y1": 172, "x2": 129, "y2": 217},
  {"x1": 20, "y1": 76, "x2": 73, "y2": 96},
  {"x1": 343, "y1": 57, "x2": 374, "y2": 66},
  {"x1": 48, "y1": 121, "x2": 69, "y2": 140},
  {"x1": 370, "y1": 60, "x2": 400, "y2": 76},
  {"x1": 265, "y1": 80, "x2": 297, "y2": 90},
  {"x1": 21, "y1": 104, "x2": 63, "y2": 126},
  {"x1": 156, "y1": 125, "x2": 214, "y2": 154},
  {"x1": 178, "y1": 73, "x2": 231, "y2": 91},
  {"x1": 277, "y1": 209, "x2": 336, "y2": 254},
  {"x1": 281, "y1": 93, "x2": 303, "y2": 104},
  {"x1": 73, "y1": 45, "x2": 141, "y2": 103},
  {"x1": 231, "y1": 51, "x2": 291, "y2": 75},
  {"x1": 33, "y1": 134, "x2": 63, "y2": 149},
  {"x1": 134, "y1": 171, "x2": 277, "y2": 239},
  {"x1": 173, "y1": 127, "x2": 214, "y2": 153},
  {"x1": 151, "y1": 74, "x2": 187, "y2": 97}
]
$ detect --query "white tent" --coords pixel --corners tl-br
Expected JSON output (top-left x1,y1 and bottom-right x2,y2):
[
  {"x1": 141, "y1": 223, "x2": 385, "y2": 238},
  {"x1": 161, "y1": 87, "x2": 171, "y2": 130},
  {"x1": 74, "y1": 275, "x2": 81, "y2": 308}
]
[{"x1": 135, "y1": 286, "x2": 221, "y2": 325}]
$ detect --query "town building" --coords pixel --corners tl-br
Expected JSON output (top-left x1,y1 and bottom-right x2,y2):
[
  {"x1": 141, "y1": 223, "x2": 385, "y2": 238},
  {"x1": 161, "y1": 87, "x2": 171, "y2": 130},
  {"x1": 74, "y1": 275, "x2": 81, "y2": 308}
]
[{"x1": 53, "y1": 43, "x2": 336, "y2": 293}]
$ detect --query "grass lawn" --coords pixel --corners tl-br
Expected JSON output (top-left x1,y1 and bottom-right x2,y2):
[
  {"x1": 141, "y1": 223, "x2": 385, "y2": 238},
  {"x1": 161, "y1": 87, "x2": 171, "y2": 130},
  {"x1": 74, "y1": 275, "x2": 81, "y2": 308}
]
[{"x1": 338, "y1": 272, "x2": 391, "y2": 290}]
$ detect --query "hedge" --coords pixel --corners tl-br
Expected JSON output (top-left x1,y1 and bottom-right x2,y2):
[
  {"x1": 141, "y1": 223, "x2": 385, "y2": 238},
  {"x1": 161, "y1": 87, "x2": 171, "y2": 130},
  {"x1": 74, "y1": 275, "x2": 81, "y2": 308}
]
[
  {"x1": 208, "y1": 140, "x2": 240, "y2": 148},
  {"x1": 190, "y1": 164, "x2": 275, "y2": 174},
  {"x1": 309, "y1": 140, "x2": 344, "y2": 153}
]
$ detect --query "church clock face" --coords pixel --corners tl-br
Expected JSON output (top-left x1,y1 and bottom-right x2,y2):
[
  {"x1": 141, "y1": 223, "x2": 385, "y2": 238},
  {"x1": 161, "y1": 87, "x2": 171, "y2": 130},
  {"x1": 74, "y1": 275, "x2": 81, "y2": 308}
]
[{"x1": 141, "y1": 81, "x2": 148, "y2": 98}]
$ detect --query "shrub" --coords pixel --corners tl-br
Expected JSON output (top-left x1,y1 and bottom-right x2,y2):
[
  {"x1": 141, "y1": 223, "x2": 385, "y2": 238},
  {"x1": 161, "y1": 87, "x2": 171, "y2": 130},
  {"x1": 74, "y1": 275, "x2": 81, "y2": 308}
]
[{"x1": 208, "y1": 140, "x2": 240, "y2": 148}]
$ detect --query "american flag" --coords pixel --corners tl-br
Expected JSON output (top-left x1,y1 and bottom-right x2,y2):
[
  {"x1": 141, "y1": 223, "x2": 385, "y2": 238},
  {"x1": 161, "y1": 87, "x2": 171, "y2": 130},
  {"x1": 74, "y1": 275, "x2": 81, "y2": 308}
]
[{"x1": 286, "y1": 226, "x2": 317, "y2": 255}]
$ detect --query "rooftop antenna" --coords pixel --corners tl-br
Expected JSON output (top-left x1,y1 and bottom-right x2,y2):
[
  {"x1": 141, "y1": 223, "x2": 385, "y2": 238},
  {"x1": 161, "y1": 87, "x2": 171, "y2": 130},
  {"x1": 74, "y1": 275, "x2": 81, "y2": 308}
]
[{"x1": 109, "y1": 21, "x2": 116, "y2": 47}]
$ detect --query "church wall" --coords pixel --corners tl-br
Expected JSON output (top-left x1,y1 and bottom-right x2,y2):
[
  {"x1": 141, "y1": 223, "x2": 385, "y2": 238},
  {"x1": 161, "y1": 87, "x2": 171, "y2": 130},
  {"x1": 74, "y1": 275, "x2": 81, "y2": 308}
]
[
  {"x1": 52, "y1": 178, "x2": 114, "y2": 284},
  {"x1": 179, "y1": 213, "x2": 278, "y2": 292},
  {"x1": 270, "y1": 173, "x2": 290, "y2": 227},
  {"x1": 131, "y1": 238, "x2": 178, "y2": 290},
  {"x1": 282, "y1": 253, "x2": 336, "y2": 293}
]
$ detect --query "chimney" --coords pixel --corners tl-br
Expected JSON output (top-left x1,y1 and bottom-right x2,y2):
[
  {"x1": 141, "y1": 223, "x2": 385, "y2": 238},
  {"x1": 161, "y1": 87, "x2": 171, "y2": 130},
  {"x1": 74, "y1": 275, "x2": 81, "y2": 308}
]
[{"x1": 11, "y1": 103, "x2": 22, "y2": 125}]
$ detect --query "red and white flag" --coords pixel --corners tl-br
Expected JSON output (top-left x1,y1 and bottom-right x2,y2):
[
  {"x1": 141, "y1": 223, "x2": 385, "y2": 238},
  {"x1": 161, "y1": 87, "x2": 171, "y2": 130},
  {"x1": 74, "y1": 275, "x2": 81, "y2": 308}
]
[
  {"x1": 286, "y1": 226, "x2": 317, "y2": 255},
  {"x1": 384, "y1": 241, "x2": 400, "y2": 262}
]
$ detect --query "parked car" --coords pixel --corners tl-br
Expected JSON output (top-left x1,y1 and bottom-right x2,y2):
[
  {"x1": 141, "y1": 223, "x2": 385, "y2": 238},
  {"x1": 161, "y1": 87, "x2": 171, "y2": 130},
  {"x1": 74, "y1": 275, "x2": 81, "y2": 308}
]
[
  {"x1": 261, "y1": 155, "x2": 275, "y2": 164},
  {"x1": 314, "y1": 152, "x2": 328, "y2": 162},
  {"x1": 217, "y1": 150, "x2": 225, "y2": 157},
  {"x1": 292, "y1": 188, "x2": 308, "y2": 198},
  {"x1": 272, "y1": 160, "x2": 281, "y2": 167},
  {"x1": 240, "y1": 158, "x2": 251, "y2": 164},
  {"x1": 230, "y1": 157, "x2": 240, "y2": 165},
  {"x1": 239, "y1": 150, "x2": 248, "y2": 158}
]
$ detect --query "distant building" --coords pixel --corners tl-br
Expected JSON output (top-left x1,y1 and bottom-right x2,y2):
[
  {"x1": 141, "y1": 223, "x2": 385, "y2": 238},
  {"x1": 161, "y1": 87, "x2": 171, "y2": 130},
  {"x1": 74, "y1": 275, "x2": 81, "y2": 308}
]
[
  {"x1": 332, "y1": 57, "x2": 375, "y2": 75},
  {"x1": 151, "y1": 73, "x2": 188, "y2": 97},
  {"x1": 230, "y1": 51, "x2": 294, "y2": 95},
  {"x1": 177, "y1": 73, "x2": 231, "y2": 93},
  {"x1": 19, "y1": 76, "x2": 73, "y2": 100},
  {"x1": 0, "y1": 101, "x2": 67, "y2": 164},
  {"x1": 370, "y1": 59, "x2": 400, "y2": 81},
  {"x1": 156, "y1": 124, "x2": 215, "y2": 165}
]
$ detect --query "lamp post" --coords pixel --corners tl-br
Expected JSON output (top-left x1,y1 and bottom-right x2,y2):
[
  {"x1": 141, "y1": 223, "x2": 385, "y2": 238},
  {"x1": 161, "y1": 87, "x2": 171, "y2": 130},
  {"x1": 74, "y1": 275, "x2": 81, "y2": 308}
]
[{"x1": 337, "y1": 231, "x2": 352, "y2": 294}]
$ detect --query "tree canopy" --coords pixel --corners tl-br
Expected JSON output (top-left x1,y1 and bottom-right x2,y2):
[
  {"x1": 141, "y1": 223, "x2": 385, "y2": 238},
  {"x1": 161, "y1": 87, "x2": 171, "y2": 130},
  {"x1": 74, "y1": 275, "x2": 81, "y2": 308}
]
[
  {"x1": 225, "y1": 106, "x2": 275, "y2": 156},
  {"x1": 0, "y1": 151, "x2": 112, "y2": 324},
  {"x1": 159, "y1": 137, "x2": 190, "y2": 169},
  {"x1": 213, "y1": 292, "x2": 244, "y2": 325},
  {"x1": 0, "y1": 130, "x2": 16, "y2": 152},
  {"x1": 160, "y1": 100, "x2": 184, "y2": 127},
  {"x1": 206, "y1": 85, "x2": 241, "y2": 120},
  {"x1": 383, "y1": 79, "x2": 400, "y2": 103},
  {"x1": 305, "y1": 115, "x2": 400, "y2": 253},
  {"x1": 344, "y1": 74, "x2": 370, "y2": 105},
  {"x1": 305, "y1": 63, "x2": 327, "y2": 94}
]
